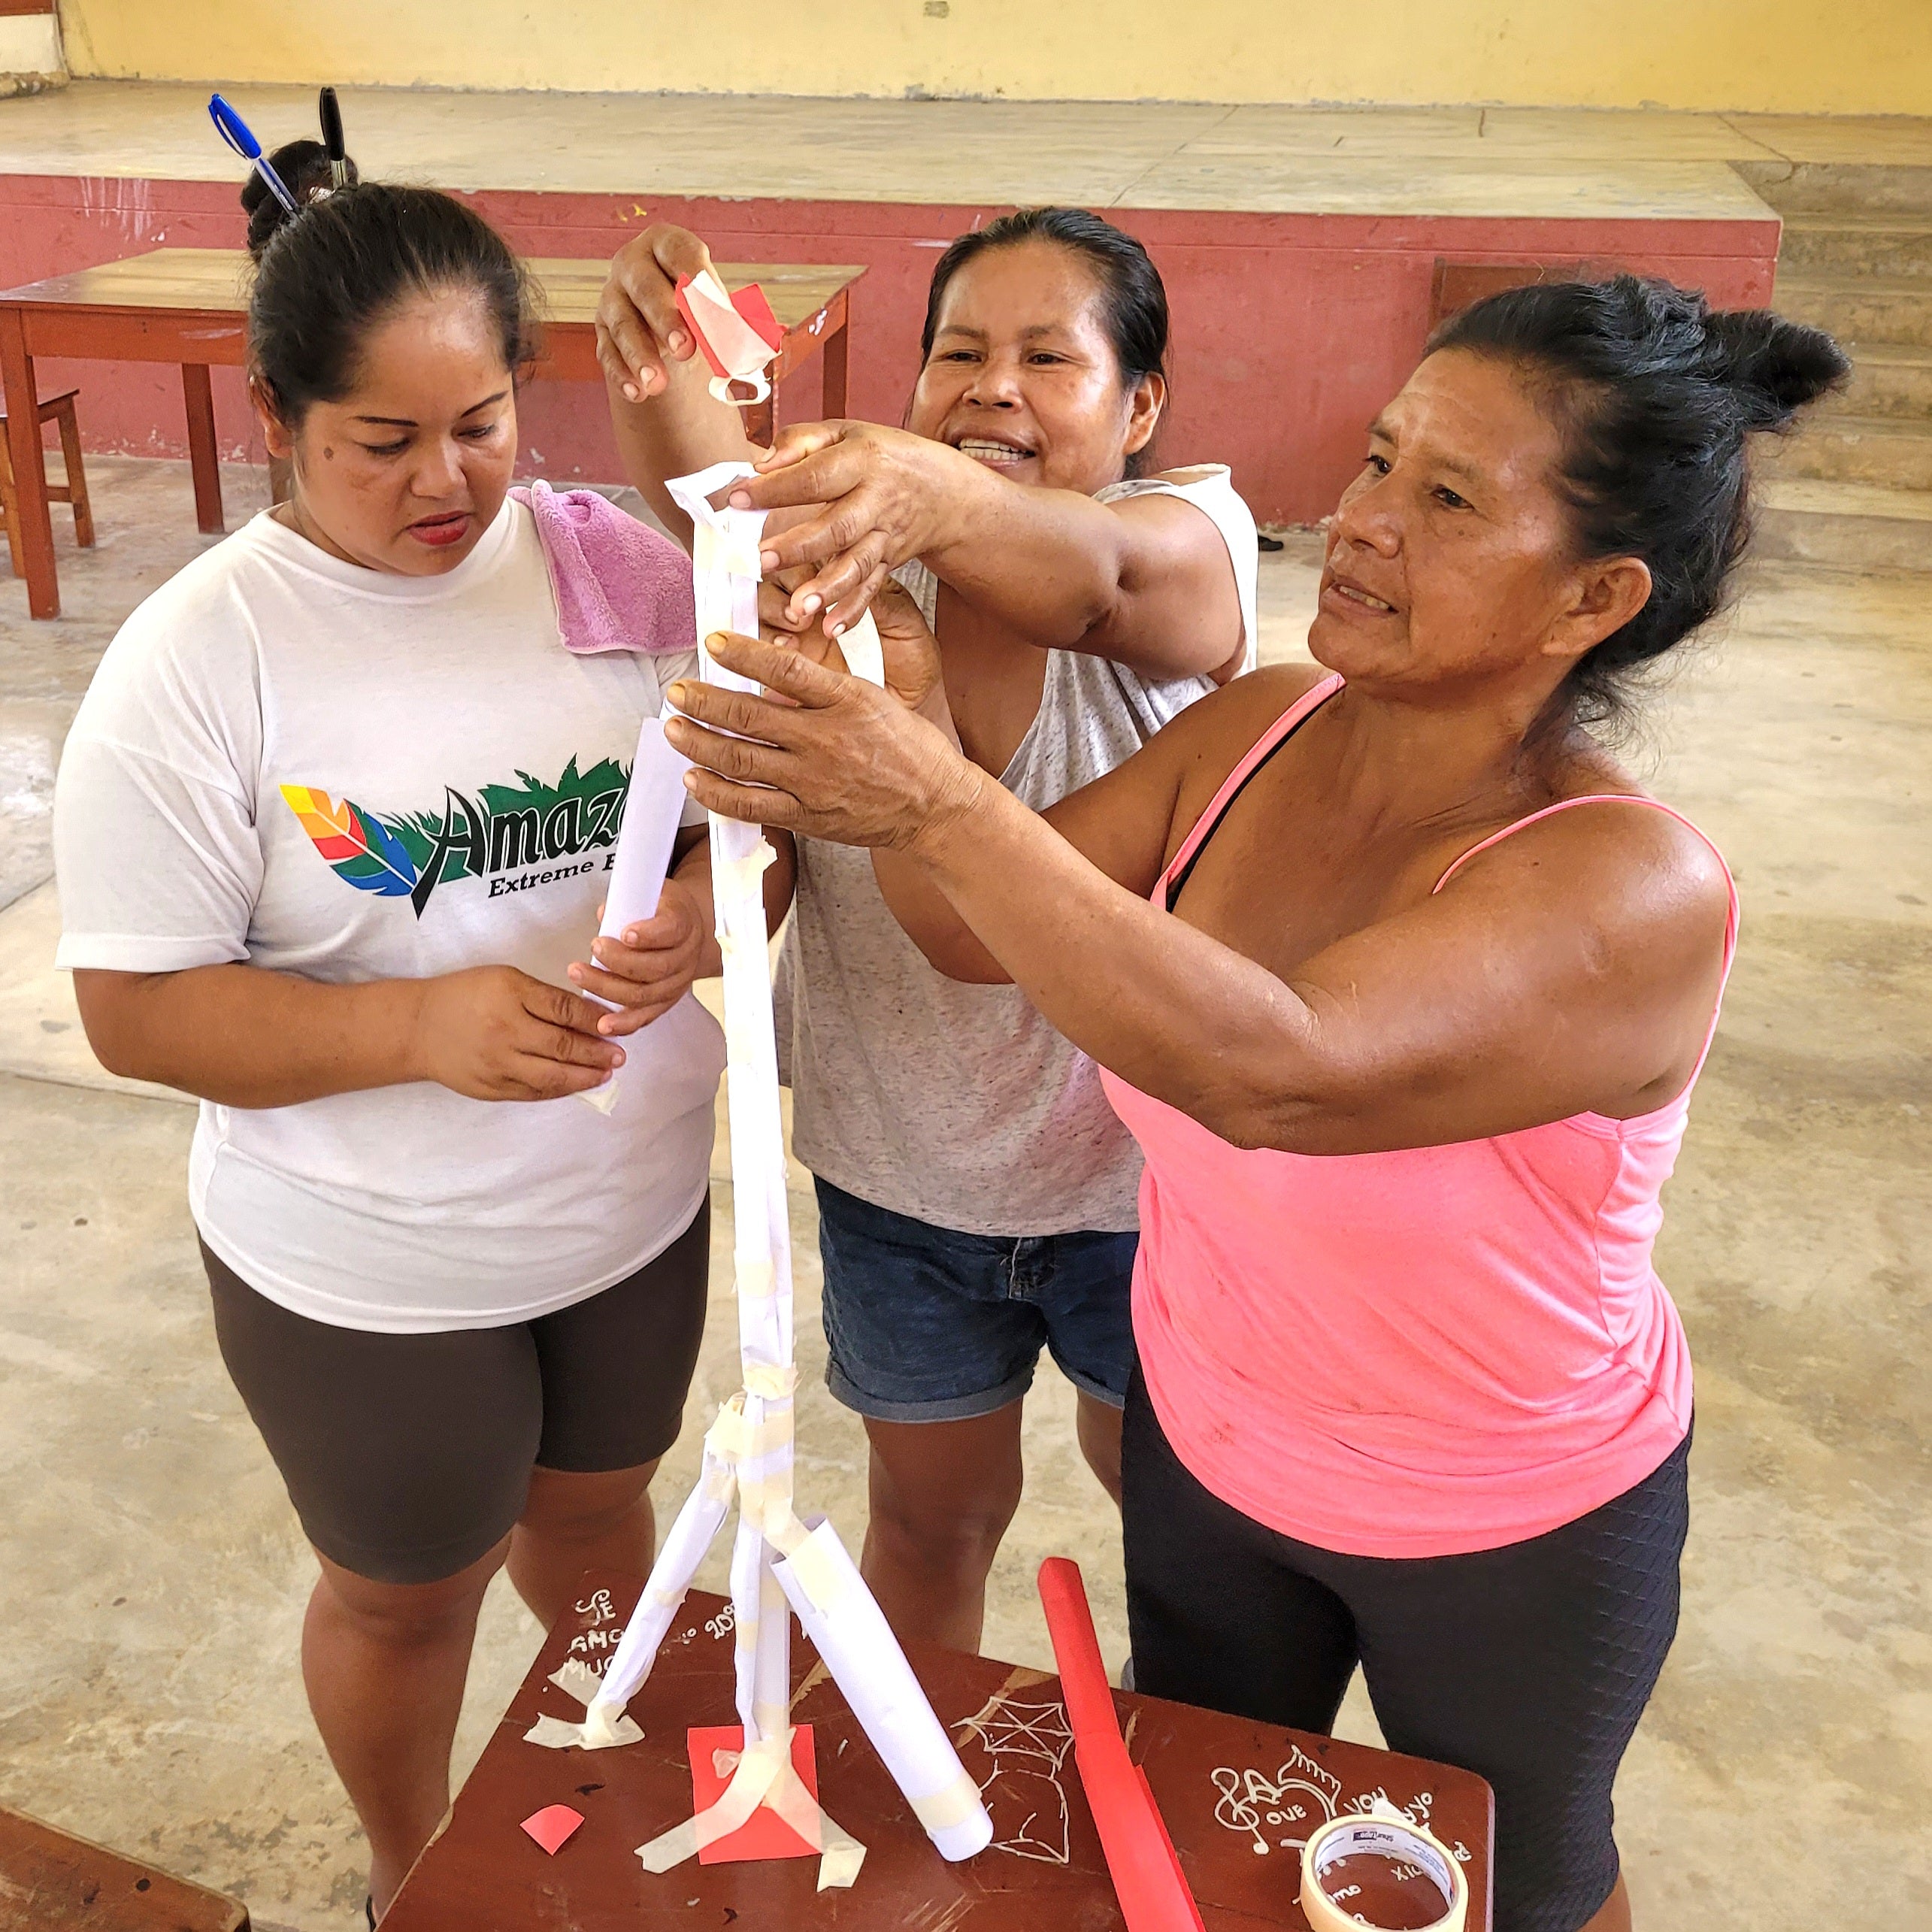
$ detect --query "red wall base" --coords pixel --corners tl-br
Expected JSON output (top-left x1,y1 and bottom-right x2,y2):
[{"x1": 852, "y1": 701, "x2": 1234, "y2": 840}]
[{"x1": 0, "y1": 173, "x2": 1778, "y2": 525}]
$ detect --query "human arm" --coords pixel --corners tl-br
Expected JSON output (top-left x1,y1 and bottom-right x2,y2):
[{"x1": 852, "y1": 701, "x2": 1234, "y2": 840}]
[
  {"x1": 595, "y1": 223, "x2": 761, "y2": 545},
  {"x1": 664, "y1": 634, "x2": 1734, "y2": 1155},
  {"x1": 73, "y1": 961, "x2": 625, "y2": 1107},
  {"x1": 728, "y1": 422, "x2": 1248, "y2": 680}
]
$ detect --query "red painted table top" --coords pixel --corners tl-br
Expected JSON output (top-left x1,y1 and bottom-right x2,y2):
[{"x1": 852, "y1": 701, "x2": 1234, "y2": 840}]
[{"x1": 384, "y1": 1573, "x2": 1494, "y2": 1930}]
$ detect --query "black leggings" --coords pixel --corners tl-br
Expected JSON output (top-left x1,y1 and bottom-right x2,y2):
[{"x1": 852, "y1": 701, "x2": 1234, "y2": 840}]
[{"x1": 1122, "y1": 1372, "x2": 1688, "y2": 1932}]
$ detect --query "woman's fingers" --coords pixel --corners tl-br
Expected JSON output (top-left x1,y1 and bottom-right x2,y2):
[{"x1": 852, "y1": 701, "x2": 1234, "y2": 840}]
[
  {"x1": 683, "y1": 765, "x2": 804, "y2": 830},
  {"x1": 729, "y1": 440, "x2": 870, "y2": 516},
  {"x1": 596, "y1": 225, "x2": 712, "y2": 395},
  {"x1": 688, "y1": 629, "x2": 851, "y2": 708},
  {"x1": 665, "y1": 711, "x2": 797, "y2": 789},
  {"x1": 752, "y1": 420, "x2": 852, "y2": 474},
  {"x1": 822, "y1": 560, "x2": 895, "y2": 637}
]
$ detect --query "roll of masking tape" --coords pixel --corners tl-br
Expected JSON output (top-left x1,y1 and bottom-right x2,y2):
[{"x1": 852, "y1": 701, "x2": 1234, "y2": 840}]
[{"x1": 1298, "y1": 1803, "x2": 1468, "y2": 1932}]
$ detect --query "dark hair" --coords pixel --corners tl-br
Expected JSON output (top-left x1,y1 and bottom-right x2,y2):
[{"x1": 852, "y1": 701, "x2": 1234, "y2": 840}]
[
  {"x1": 919, "y1": 207, "x2": 1169, "y2": 474},
  {"x1": 247, "y1": 182, "x2": 538, "y2": 428},
  {"x1": 241, "y1": 138, "x2": 362, "y2": 258},
  {"x1": 1431, "y1": 274, "x2": 1848, "y2": 728}
]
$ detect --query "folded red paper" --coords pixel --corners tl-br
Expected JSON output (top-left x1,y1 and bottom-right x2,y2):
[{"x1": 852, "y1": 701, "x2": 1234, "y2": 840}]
[
  {"x1": 1037, "y1": 1557, "x2": 1206, "y2": 1932},
  {"x1": 519, "y1": 1803, "x2": 584, "y2": 1856},
  {"x1": 674, "y1": 272, "x2": 783, "y2": 389},
  {"x1": 688, "y1": 1722, "x2": 820, "y2": 1864}
]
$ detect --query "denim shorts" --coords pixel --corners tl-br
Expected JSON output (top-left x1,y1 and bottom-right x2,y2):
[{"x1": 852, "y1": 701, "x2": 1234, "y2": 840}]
[{"x1": 813, "y1": 1176, "x2": 1138, "y2": 1423}]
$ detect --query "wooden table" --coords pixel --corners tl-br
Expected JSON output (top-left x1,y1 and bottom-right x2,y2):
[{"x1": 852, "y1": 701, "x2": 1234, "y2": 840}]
[
  {"x1": 0, "y1": 1805, "x2": 250, "y2": 1930},
  {"x1": 0, "y1": 247, "x2": 865, "y2": 619},
  {"x1": 385, "y1": 1574, "x2": 1493, "y2": 1930}
]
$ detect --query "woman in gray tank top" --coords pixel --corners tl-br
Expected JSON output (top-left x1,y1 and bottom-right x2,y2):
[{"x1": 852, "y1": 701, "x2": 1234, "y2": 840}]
[{"x1": 597, "y1": 207, "x2": 1256, "y2": 1652}]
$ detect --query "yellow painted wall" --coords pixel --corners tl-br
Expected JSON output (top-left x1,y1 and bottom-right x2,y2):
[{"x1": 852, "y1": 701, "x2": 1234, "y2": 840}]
[{"x1": 55, "y1": 0, "x2": 1932, "y2": 116}]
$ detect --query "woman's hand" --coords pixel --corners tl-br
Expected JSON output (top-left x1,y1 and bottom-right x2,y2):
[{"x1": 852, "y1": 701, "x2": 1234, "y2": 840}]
[
  {"x1": 413, "y1": 965, "x2": 625, "y2": 1101},
  {"x1": 759, "y1": 577, "x2": 944, "y2": 717},
  {"x1": 595, "y1": 223, "x2": 715, "y2": 404},
  {"x1": 727, "y1": 422, "x2": 997, "y2": 634},
  {"x1": 566, "y1": 876, "x2": 710, "y2": 1034},
  {"x1": 664, "y1": 631, "x2": 981, "y2": 851}
]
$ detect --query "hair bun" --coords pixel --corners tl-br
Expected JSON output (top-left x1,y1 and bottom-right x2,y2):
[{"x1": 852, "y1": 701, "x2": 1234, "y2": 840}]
[
  {"x1": 241, "y1": 138, "x2": 358, "y2": 259},
  {"x1": 1702, "y1": 308, "x2": 1850, "y2": 429}
]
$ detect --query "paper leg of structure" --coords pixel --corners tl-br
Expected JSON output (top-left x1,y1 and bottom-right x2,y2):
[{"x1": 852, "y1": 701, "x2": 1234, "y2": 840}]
[
  {"x1": 552, "y1": 462, "x2": 991, "y2": 1889},
  {"x1": 574, "y1": 714, "x2": 691, "y2": 1113}
]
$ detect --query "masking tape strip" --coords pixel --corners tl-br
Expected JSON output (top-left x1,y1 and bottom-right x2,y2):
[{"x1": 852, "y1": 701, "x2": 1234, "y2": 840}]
[
  {"x1": 779, "y1": 1529, "x2": 853, "y2": 1614},
  {"x1": 1299, "y1": 1805, "x2": 1468, "y2": 1932},
  {"x1": 741, "y1": 1361, "x2": 796, "y2": 1399},
  {"x1": 909, "y1": 1769, "x2": 986, "y2": 1835}
]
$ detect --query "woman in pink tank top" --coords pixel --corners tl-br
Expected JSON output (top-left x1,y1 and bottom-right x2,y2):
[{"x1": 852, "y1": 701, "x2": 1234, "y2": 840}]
[{"x1": 664, "y1": 277, "x2": 1848, "y2": 1932}]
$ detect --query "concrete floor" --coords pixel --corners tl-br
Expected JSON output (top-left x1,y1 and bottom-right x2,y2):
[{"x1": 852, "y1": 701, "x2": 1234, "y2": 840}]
[
  {"x1": 0, "y1": 456, "x2": 1927, "y2": 1930},
  {"x1": 5, "y1": 80, "x2": 1932, "y2": 219}
]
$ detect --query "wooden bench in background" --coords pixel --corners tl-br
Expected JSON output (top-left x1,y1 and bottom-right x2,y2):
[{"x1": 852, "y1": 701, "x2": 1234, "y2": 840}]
[{"x1": 0, "y1": 1806, "x2": 249, "y2": 1930}]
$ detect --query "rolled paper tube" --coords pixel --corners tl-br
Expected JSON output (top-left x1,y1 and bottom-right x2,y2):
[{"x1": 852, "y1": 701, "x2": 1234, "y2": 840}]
[
  {"x1": 773, "y1": 1521, "x2": 993, "y2": 1862},
  {"x1": 1037, "y1": 1556, "x2": 1206, "y2": 1932},
  {"x1": 586, "y1": 1451, "x2": 735, "y2": 1725},
  {"x1": 599, "y1": 717, "x2": 690, "y2": 943}
]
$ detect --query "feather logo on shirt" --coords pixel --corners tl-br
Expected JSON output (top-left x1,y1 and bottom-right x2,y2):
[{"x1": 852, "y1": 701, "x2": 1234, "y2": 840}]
[{"x1": 280, "y1": 756, "x2": 631, "y2": 919}]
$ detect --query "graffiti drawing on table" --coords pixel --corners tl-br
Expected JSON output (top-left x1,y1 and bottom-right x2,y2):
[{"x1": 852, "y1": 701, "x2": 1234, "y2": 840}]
[
  {"x1": 1211, "y1": 1744, "x2": 1343, "y2": 1855},
  {"x1": 574, "y1": 1587, "x2": 618, "y2": 1628},
  {"x1": 955, "y1": 1693, "x2": 1076, "y2": 1865}
]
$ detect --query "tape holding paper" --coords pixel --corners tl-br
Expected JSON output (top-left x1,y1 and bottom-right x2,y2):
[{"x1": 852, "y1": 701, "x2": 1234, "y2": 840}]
[{"x1": 1298, "y1": 1806, "x2": 1468, "y2": 1932}]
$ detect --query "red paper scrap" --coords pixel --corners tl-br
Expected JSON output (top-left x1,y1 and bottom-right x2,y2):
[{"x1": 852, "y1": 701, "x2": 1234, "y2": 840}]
[
  {"x1": 687, "y1": 1722, "x2": 819, "y2": 1864},
  {"x1": 520, "y1": 1803, "x2": 584, "y2": 1855},
  {"x1": 674, "y1": 274, "x2": 785, "y2": 383}
]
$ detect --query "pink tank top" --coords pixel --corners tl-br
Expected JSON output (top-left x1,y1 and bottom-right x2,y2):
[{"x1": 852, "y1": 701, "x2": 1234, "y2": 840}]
[{"x1": 1102, "y1": 677, "x2": 1737, "y2": 1558}]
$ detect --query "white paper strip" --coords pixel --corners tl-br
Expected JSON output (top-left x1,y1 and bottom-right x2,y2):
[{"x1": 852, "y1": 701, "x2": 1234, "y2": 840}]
[{"x1": 574, "y1": 461, "x2": 989, "y2": 1887}]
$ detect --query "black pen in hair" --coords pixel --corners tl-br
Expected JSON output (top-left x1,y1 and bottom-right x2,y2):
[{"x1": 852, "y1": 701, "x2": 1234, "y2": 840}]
[{"x1": 319, "y1": 87, "x2": 347, "y2": 190}]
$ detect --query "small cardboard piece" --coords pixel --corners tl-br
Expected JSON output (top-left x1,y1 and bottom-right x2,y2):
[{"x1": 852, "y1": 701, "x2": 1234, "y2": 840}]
[{"x1": 689, "y1": 1724, "x2": 819, "y2": 1864}]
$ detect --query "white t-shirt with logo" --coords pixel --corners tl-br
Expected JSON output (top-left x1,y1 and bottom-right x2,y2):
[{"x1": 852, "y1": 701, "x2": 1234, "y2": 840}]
[{"x1": 54, "y1": 498, "x2": 725, "y2": 1333}]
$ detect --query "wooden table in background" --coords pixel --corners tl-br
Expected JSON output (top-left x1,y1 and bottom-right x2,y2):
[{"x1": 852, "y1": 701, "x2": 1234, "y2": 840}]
[
  {"x1": 0, "y1": 247, "x2": 865, "y2": 619},
  {"x1": 0, "y1": 1805, "x2": 250, "y2": 1930},
  {"x1": 384, "y1": 1574, "x2": 1493, "y2": 1930}
]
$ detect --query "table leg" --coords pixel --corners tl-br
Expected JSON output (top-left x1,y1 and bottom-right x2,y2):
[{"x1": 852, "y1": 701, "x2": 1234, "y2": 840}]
[
  {"x1": 182, "y1": 364, "x2": 224, "y2": 534},
  {"x1": 822, "y1": 310, "x2": 849, "y2": 420},
  {"x1": 0, "y1": 308, "x2": 58, "y2": 618},
  {"x1": 743, "y1": 393, "x2": 774, "y2": 449}
]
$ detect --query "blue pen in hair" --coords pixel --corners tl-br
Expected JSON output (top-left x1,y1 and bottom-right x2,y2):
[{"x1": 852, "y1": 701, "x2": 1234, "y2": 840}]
[{"x1": 207, "y1": 93, "x2": 298, "y2": 216}]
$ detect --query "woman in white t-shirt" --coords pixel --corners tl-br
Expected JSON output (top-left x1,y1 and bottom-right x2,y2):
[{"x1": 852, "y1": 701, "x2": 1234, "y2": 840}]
[
  {"x1": 53, "y1": 185, "x2": 737, "y2": 1919},
  {"x1": 594, "y1": 209, "x2": 1257, "y2": 1653}
]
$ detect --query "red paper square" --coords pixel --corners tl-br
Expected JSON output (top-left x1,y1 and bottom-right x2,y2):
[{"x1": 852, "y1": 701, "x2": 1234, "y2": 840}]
[{"x1": 687, "y1": 1723, "x2": 819, "y2": 1864}]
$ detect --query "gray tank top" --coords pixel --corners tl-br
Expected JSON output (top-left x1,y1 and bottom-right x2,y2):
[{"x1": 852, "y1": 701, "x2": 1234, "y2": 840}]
[{"x1": 774, "y1": 468, "x2": 1258, "y2": 1235}]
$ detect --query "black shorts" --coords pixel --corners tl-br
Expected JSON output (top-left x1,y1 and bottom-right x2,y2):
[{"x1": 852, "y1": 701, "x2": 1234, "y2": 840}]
[
  {"x1": 203, "y1": 1198, "x2": 710, "y2": 1586},
  {"x1": 1122, "y1": 1370, "x2": 1689, "y2": 1932}
]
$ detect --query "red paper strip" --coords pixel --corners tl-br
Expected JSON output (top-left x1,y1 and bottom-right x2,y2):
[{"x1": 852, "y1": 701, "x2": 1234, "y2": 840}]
[
  {"x1": 519, "y1": 1803, "x2": 584, "y2": 1855},
  {"x1": 1037, "y1": 1557, "x2": 1206, "y2": 1932},
  {"x1": 687, "y1": 1722, "x2": 820, "y2": 1864}
]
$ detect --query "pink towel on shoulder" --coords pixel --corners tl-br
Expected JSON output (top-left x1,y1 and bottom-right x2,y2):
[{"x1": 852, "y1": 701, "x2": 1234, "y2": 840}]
[{"x1": 512, "y1": 479, "x2": 695, "y2": 656}]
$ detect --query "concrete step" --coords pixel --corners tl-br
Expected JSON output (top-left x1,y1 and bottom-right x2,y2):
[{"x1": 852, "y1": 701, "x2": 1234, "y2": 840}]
[
  {"x1": 1834, "y1": 341, "x2": 1932, "y2": 420},
  {"x1": 1737, "y1": 160, "x2": 1932, "y2": 217},
  {"x1": 1764, "y1": 412, "x2": 1932, "y2": 490},
  {"x1": 1773, "y1": 274, "x2": 1932, "y2": 350},
  {"x1": 1755, "y1": 476, "x2": 1932, "y2": 573},
  {"x1": 1779, "y1": 213, "x2": 1932, "y2": 282}
]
